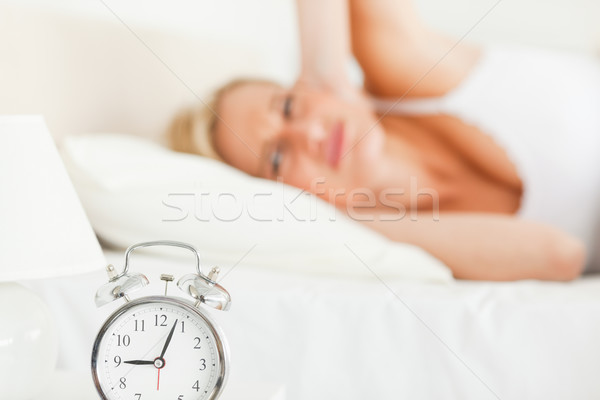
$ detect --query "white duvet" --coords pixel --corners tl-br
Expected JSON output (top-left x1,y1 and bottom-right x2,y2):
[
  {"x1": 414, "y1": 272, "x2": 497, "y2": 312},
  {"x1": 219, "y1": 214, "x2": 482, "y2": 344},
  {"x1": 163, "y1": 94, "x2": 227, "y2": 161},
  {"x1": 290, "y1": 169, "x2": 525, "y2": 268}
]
[{"x1": 29, "y1": 249, "x2": 600, "y2": 400}]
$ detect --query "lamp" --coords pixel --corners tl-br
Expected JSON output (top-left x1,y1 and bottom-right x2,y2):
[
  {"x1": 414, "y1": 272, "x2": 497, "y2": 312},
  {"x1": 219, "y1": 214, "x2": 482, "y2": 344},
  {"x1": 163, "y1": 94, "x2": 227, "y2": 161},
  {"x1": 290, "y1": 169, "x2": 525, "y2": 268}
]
[{"x1": 0, "y1": 116, "x2": 106, "y2": 399}]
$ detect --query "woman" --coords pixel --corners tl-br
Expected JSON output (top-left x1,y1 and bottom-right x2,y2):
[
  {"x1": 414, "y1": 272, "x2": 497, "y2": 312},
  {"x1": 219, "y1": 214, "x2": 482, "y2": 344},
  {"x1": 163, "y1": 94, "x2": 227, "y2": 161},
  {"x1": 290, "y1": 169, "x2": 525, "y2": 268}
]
[{"x1": 168, "y1": 0, "x2": 600, "y2": 281}]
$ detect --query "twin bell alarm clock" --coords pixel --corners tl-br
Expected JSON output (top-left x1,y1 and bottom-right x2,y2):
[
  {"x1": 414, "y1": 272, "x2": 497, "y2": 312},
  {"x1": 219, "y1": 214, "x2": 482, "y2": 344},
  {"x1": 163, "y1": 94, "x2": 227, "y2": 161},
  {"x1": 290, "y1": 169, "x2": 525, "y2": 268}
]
[{"x1": 91, "y1": 241, "x2": 231, "y2": 400}]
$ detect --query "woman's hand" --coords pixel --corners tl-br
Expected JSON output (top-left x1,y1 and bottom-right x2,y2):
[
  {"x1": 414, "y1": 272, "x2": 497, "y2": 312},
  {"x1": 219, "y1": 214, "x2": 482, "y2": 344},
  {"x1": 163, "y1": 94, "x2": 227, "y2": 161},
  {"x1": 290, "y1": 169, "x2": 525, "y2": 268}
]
[{"x1": 292, "y1": 77, "x2": 371, "y2": 110}]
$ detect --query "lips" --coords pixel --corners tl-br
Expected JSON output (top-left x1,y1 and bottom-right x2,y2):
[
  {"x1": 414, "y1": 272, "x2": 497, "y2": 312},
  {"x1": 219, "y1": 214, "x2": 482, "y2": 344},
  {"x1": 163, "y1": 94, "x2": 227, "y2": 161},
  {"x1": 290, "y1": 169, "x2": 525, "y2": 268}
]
[{"x1": 326, "y1": 121, "x2": 344, "y2": 168}]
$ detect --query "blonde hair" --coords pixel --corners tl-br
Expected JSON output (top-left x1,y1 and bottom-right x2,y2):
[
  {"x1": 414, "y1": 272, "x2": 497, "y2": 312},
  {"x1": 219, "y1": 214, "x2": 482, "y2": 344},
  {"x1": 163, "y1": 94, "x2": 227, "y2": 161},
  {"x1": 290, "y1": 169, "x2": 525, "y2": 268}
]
[{"x1": 167, "y1": 78, "x2": 277, "y2": 160}]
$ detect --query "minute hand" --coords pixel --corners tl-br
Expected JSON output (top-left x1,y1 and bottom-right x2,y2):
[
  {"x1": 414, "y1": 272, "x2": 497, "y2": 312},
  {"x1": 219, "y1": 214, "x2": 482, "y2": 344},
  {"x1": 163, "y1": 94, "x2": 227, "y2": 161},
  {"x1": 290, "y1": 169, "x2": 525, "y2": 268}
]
[{"x1": 160, "y1": 319, "x2": 179, "y2": 359}]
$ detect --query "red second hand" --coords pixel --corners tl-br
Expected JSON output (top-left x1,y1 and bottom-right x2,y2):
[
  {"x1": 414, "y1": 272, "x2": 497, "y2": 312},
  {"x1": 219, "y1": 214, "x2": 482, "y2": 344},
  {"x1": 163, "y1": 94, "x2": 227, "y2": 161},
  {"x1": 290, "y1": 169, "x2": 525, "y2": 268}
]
[{"x1": 157, "y1": 368, "x2": 160, "y2": 391}]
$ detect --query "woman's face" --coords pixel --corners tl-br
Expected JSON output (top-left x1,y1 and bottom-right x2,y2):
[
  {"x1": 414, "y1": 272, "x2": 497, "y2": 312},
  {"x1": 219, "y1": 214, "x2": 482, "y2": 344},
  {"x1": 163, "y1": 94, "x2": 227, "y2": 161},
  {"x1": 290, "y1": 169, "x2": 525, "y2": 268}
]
[{"x1": 213, "y1": 82, "x2": 385, "y2": 202}]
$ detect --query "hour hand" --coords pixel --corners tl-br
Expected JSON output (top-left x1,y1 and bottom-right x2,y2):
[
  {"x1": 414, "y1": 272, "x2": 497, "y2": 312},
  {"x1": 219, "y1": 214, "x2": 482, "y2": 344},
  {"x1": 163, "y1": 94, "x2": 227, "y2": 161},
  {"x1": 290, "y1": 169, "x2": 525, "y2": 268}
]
[{"x1": 124, "y1": 360, "x2": 154, "y2": 365}]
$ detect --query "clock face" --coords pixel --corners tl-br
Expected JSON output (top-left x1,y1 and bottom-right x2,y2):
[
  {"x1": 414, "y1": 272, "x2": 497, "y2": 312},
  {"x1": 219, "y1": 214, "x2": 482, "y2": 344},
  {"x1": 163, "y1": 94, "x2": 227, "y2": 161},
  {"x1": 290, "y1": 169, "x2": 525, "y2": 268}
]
[{"x1": 92, "y1": 296, "x2": 228, "y2": 400}]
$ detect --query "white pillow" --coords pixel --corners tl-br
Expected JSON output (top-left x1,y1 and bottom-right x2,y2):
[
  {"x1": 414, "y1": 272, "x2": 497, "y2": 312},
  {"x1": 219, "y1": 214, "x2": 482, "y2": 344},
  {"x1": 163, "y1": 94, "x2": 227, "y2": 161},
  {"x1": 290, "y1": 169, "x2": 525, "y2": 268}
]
[{"x1": 61, "y1": 134, "x2": 452, "y2": 282}]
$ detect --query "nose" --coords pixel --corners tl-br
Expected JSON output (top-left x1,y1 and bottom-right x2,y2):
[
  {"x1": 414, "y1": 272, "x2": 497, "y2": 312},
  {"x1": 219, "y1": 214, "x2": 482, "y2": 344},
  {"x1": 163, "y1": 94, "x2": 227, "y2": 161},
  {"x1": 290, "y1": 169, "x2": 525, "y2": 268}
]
[{"x1": 282, "y1": 119, "x2": 326, "y2": 158}]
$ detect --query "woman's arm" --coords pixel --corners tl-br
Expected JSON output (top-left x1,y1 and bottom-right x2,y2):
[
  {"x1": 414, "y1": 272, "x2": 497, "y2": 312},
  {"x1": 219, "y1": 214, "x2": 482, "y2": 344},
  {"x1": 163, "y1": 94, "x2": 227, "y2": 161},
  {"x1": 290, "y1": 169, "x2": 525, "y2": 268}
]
[
  {"x1": 294, "y1": 0, "x2": 354, "y2": 95},
  {"x1": 363, "y1": 213, "x2": 585, "y2": 281},
  {"x1": 349, "y1": 0, "x2": 480, "y2": 98},
  {"x1": 294, "y1": 0, "x2": 477, "y2": 100}
]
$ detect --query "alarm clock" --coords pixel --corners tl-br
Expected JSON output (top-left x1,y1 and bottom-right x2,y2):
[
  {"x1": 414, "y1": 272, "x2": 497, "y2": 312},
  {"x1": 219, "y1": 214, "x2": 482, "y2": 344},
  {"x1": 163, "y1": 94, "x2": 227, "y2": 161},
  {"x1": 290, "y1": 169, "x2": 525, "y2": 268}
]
[{"x1": 91, "y1": 241, "x2": 231, "y2": 400}]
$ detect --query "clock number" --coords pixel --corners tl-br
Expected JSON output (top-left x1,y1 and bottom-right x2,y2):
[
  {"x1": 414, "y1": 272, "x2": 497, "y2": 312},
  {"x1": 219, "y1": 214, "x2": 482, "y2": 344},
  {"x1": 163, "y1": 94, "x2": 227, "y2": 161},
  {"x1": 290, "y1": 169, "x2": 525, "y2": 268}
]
[
  {"x1": 117, "y1": 334, "x2": 131, "y2": 347},
  {"x1": 178, "y1": 396, "x2": 184, "y2": 400},
  {"x1": 134, "y1": 394, "x2": 141, "y2": 400},
  {"x1": 199, "y1": 358, "x2": 206, "y2": 371},
  {"x1": 155, "y1": 314, "x2": 168, "y2": 327},
  {"x1": 193, "y1": 337, "x2": 201, "y2": 349},
  {"x1": 119, "y1": 377, "x2": 127, "y2": 389},
  {"x1": 134, "y1": 319, "x2": 145, "y2": 332},
  {"x1": 114, "y1": 355, "x2": 122, "y2": 367},
  {"x1": 192, "y1": 380, "x2": 200, "y2": 392},
  {"x1": 180, "y1": 320, "x2": 185, "y2": 333}
]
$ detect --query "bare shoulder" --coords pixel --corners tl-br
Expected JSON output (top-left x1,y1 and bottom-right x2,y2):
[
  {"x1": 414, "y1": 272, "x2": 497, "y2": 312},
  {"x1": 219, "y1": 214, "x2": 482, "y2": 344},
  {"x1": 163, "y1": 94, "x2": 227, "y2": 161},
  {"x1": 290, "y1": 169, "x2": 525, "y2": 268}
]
[{"x1": 350, "y1": 0, "x2": 481, "y2": 98}]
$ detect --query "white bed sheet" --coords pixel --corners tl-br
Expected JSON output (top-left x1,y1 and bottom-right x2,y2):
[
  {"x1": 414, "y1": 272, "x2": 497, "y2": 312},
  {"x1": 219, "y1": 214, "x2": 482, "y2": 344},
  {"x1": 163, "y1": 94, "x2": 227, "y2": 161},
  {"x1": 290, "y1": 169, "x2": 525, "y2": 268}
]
[{"x1": 29, "y1": 248, "x2": 600, "y2": 400}]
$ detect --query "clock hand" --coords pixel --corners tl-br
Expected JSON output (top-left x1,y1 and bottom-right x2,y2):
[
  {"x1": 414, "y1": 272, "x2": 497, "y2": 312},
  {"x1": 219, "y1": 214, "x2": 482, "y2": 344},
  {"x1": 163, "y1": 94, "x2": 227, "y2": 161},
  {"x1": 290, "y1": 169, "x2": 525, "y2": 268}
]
[
  {"x1": 123, "y1": 360, "x2": 154, "y2": 365},
  {"x1": 159, "y1": 318, "x2": 179, "y2": 359},
  {"x1": 157, "y1": 368, "x2": 161, "y2": 391}
]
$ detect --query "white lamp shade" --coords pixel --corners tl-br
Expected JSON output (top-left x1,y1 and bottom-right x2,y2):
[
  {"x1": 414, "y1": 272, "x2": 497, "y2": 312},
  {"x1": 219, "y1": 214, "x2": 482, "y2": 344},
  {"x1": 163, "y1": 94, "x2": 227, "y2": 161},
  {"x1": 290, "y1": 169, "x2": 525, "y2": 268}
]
[{"x1": 0, "y1": 115, "x2": 105, "y2": 281}]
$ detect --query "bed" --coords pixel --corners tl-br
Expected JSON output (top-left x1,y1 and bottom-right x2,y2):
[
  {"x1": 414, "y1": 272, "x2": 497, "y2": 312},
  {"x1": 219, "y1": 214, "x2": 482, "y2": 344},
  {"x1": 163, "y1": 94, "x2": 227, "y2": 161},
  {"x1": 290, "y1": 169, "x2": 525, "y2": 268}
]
[
  {"x1": 5, "y1": 2, "x2": 600, "y2": 399},
  {"x1": 30, "y1": 249, "x2": 600, "y2": 399}
]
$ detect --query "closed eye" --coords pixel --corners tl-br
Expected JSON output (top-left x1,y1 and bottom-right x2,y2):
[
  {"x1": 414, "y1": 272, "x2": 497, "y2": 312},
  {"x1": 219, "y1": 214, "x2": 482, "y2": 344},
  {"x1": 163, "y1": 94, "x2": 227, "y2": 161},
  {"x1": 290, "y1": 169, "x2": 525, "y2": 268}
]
[
  {"x1": 283, "y1": 95, "x2": 294, "y2": 119},
  {"x1": 270, "y1": 145, "x2": 283, "y2": 177}
]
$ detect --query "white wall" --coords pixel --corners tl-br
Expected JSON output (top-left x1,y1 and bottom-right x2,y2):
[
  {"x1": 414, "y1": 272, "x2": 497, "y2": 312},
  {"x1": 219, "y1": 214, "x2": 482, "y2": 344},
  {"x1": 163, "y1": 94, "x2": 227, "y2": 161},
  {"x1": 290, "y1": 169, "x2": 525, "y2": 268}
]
[
  {"x1": 0, "y1": 0, "x2": 301, "y2": 83},
  {"x1": 3, "y1": 0, "x2": 599, "y2": 82},
  {"x1": 416, "y1": 0, "x2": 600, "y2": 52}
]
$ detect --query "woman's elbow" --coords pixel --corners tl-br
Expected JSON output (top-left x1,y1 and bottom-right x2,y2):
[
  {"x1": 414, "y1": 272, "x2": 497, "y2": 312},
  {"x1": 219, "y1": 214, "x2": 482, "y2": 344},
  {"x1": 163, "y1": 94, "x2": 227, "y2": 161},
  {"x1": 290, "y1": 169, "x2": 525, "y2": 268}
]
[{"x1": 545, "y1": 234, "x2": 586, "y2": 281}]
